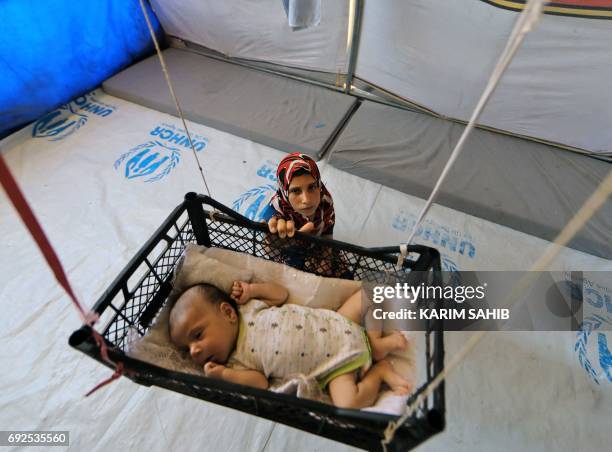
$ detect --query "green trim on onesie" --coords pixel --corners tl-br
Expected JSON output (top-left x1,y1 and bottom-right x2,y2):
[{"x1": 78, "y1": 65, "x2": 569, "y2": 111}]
[
  {"x1": 233, "y1": 311, "x2": 372, "y2": 390},
  {"x1": 318, "y1": 329, "x2": 372, "y2": 389}
]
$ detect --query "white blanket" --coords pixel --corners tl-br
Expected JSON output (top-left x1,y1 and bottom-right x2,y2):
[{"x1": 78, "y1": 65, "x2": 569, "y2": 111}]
[{"x1": 127, "y1": 246, "x2": 419, "y2": 414}]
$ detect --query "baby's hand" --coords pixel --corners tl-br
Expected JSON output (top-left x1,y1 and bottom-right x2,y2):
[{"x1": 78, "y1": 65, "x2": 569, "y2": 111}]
[
  {"x1": 204, "y1": 361, "x2": 226, "y2": 379},
  {"x1": 231, "y1": 281, "x2": 251, "y2": 305}
]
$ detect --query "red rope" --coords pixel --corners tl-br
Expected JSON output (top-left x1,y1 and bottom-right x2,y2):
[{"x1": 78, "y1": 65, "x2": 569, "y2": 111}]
[
  {"x1": 85, "y1": 363, "x2": 126, "y2": 397},
  {"x1": 0, "y1": 154, "x2": 123, "y2": 393}
]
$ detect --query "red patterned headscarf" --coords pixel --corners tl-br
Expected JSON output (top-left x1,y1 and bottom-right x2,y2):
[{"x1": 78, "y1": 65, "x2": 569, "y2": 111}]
[{"x1": 270, "y1": 153, "x2": 335, "y2": 236}]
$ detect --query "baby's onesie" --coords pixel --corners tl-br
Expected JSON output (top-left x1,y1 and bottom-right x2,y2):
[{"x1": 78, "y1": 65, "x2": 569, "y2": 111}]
[{"x1": 227, "y1": 299, "x2": 371, "y2": 387}]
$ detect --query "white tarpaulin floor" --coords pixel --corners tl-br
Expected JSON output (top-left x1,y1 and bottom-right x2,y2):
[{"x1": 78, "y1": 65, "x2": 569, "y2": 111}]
[{"x1": 1, "y1": 91, "x2": 610, "y2": 451}]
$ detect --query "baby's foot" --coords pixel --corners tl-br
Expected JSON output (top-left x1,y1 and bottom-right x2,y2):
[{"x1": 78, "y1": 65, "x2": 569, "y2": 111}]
[
  {"x1": 376, "y1": 360, "x2": 413, "y2": 395},
  {"x1": 372, "y1": 331, "x2": 409, "y2": 361},
  {"x1": 386, "y1": 330, "x2": 409, "y2": 353}
]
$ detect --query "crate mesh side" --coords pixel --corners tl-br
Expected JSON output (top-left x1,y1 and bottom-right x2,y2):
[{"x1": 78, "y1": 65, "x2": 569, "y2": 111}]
[
  {"x1": 102, "y1": 216, "x2": 196, "y2": 348},
  {"x1": 206, "y1": 218, "x2": 411, "y2": 283}
]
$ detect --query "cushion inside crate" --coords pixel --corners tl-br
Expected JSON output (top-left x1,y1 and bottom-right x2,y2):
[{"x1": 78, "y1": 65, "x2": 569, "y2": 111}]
[{"x1": 127, "y1": 245, "x2": 422, "y2": 415}]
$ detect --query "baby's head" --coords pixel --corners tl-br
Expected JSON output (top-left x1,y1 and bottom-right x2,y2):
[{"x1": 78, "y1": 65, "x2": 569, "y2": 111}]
[{"x1": 169, "y1": 284, "x2": 239, "y2": 365}]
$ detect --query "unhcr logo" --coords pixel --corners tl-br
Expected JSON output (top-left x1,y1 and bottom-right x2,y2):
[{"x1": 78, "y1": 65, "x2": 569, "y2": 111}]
[
  {"x1": 575, "y1": 278, "x2": 612, "y2": 385},
  {"x1": 576, "y1": 314, "x2": 612, "y2": 385},
  {"x1": 114, "y1": 124, "x2": 207, "y2": 182},
  {"x1": 233, "y1": 184, "x2": 276, "y2": 221},
  {"x1": 231, "y1": 161, "x2": 278, "y2": 220},
  {"x1": 256, "y1": 161, "x2": 279, "y2": 182},
  {"x1": 32, "y1": 92, "x2": 116, "y2": 141}
]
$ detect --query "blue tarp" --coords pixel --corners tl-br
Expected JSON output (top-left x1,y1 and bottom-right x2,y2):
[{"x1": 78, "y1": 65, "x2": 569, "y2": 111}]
[{"x1": 0, "y1": 0, "x2": 162, "y2": 138}]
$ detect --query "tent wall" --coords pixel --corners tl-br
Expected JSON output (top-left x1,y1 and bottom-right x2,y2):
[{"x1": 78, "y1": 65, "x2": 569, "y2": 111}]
[
  {"x1": 150, "y1": 0, "x2": 612, "y2": 155},
  {"x1": 0, "y1": 0, "x2": 162, "y2": 139},
  {"x1": 103, "y1": 48, "x2": 357, "y2": 158},
  {"x1": 5, "y1": 1, "x2": 611, "y2": 153},
  {"x1": 328, "y1": 99, "x2": 612, "y2": 259},
  {"x1": 356, "y1": 0, "x2": 612, "y2": 154},
  {"x1": 149, "y1": 0, "x2": 350, "y2": 74}
]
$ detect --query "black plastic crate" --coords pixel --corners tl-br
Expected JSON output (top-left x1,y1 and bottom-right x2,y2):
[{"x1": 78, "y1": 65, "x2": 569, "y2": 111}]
[{"x1": 69, "y1": 193, "x2": 445, "y2": 451}]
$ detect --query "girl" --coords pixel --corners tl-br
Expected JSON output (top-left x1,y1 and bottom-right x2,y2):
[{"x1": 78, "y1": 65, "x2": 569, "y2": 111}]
[{"x1": 263, "y1": 153, "x2": 335, "y2": 239}]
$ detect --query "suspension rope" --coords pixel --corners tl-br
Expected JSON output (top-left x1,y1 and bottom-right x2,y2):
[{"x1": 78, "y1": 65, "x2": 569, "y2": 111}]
[
  {"x1": 138, "y1": 0, "x2": 213, "y2": 199},
  {"x1": 396, "y1": 0, "x2": 547, "y2": 268},
  {"x1": 384, "y1": 0, "x2": 561, "y2": 447},
  {"x1": 0, "y1": 154, "x2": 124, "y2": 395},
  {"x1": 382, "y1": 167, "x2": 612, "y2": 450}
]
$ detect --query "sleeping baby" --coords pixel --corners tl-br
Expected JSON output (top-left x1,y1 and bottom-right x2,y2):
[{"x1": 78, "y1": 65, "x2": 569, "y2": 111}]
[{"x1": 168, "y1": 280, "x2": 412, "y2": 409}]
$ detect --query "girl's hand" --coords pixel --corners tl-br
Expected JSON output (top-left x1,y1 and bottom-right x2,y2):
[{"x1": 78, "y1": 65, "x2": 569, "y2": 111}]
[
  {"x1": 204, "y1": 361, "x2": 226, "y2": 379},
  {"x1": 231, "y1": 281, "x2": 251, "y2": 304},
  {"x1": 298, "y1": 222, "x2": 315, "y2": 234},
  {"x1": 268, "y1": 217, "x2": 315, "y2": 238}
]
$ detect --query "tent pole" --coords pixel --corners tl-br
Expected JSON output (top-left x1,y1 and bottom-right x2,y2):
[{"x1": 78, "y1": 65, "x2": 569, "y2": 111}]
[{"x1": 344, "y1": 0, "x2": 363, "y2": 94}]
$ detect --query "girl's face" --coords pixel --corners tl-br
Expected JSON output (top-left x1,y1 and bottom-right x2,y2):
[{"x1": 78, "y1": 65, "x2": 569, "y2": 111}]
[{"x1": 287, "y1": 173, "x2": 321, "y2": 218}]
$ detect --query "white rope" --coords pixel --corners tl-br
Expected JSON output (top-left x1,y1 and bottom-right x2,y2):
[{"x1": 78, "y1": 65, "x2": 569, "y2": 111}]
[
  {"x1": 138, "y1": 0, "x2": 213, "y2": 198},
  {"x1": 382, "y1": 167, "x2": 612, "y2": 449},
  {"x1": 385, "y1": 0, "x2": 549, "y2": 447},
  {"x1": 395, "y1": 0, "x2": 547, "y2": 269}
]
